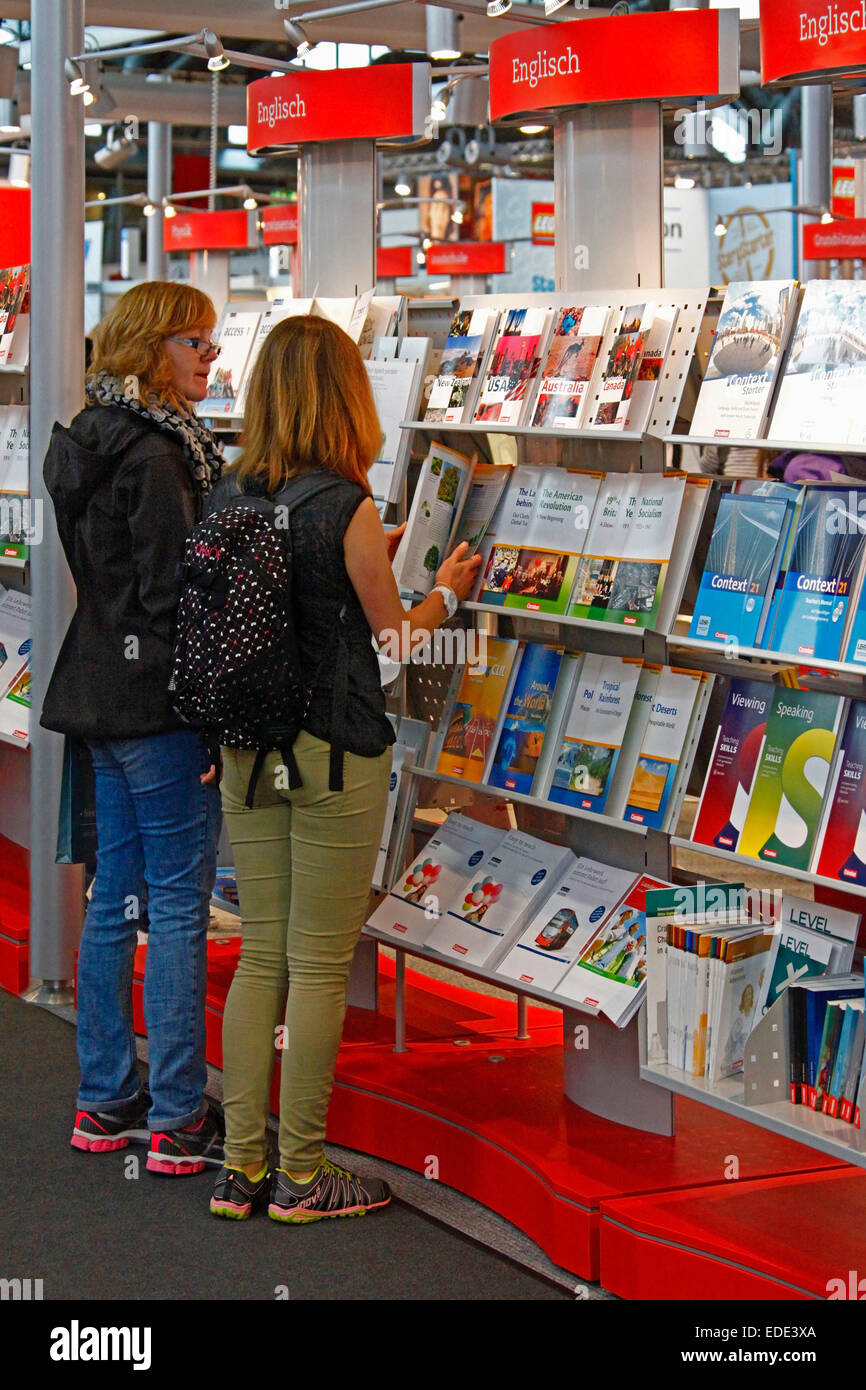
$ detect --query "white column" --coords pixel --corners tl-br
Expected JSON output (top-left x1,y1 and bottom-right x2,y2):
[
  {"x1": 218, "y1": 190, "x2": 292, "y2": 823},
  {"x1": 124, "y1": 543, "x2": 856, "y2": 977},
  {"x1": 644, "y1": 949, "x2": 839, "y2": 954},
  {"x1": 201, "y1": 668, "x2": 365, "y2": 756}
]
[
  {"x1": 29, "y1": 0, "x2": 86, "y2": 989},
  {"x1": 298, "y1": 140, "x2": 377, "y2": 297}
]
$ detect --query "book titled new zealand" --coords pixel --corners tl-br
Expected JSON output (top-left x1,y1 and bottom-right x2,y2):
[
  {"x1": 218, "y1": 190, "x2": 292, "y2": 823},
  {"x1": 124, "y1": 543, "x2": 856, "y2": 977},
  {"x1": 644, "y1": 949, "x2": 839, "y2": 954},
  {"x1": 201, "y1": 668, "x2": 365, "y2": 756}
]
[
  {"x1": 813, "y1": 700, "x2": 866, "y2": 884},
  {"x1": 689, "y1": 493, "x2": 793, "y2": 649},
  {"x1": 691, "y1": 679, "x2": 770, "y2": 854},
  {"x1": 488, "y1": 643, "x2": 564, "y2": 795},
  {"x1": 761, "y1": 485, "x2": 866, "y2": 661},
  {"x1": 424, "y1": 307, "x2": 498, "y2": 424},
  {"x1": 531, "y1": 305, "x2": 610, "y2": 429},
  {"x1": 738, "y1": 688, "x2": 847, "y2": 871},
  {"x1": 473, "y1": 307, "x2": 550, "y2": 426}
]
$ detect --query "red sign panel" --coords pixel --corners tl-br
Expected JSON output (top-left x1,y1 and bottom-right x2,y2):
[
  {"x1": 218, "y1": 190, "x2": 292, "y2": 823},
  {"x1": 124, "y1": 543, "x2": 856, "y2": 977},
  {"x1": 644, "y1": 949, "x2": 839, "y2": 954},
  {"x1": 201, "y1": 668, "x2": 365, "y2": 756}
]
[
  {"x1": 488, "y1": 10, "x2": 740, "y2": 123},
  {"x1": 247, "y1": 64, "x2": 430, "y2": 153},
  {"x1": 426, "y1": 243, "x2": 506, "y2": 275},
  {"x1": 532, "y1": 202, "x2": 555, "y2": 246},
  {"x1": 761, "y1": 0, "x2": 866, "y2": 85},
  {"x1": 833, "y1": 163, "x2": 856, "y2": 219},
  {"x1": 261, "y1": 205, "x2": 298, "y2": 246},
  {"x1": 377, "y1": 246, "x2": 414, "y2": 278},
  {"x1": 164, "y1": 209, "x2": 253, "y2": 252},
  {"x1": 0, "y1": 188, "x2": 30, "y2": 266},
  {"x1": 804, "y1": 218, "x2": 866, "y2": 260}
]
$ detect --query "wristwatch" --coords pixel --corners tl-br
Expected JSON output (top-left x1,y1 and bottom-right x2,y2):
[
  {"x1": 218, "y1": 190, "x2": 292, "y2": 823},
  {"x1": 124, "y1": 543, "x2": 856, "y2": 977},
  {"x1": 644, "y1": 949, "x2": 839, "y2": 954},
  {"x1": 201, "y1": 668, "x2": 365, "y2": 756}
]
[{"x1": 432, "y1": 583, "x2": 458, "y2": 619}]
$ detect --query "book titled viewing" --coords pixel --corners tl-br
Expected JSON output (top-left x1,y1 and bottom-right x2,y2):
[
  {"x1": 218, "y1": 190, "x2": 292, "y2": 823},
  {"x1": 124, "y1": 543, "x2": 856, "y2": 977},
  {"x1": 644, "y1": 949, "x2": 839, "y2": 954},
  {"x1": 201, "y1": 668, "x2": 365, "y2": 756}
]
[
  {"x1": 689, "y1": 280, "x2": 798, "y2": 440},
  {"x1": 691, "y1": 679, "x2": 770, "y2": 854}
]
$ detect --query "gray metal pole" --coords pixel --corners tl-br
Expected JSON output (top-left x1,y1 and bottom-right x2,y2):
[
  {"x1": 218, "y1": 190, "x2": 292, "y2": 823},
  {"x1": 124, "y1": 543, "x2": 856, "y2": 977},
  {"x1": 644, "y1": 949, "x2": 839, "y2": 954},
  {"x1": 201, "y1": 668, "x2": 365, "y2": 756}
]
[
  {"x1": 801, "y1": 83, "x2": 833, "y2": 213},
  {"x1": 298, "y1": 140, "x2": 377, "y2": 297},
  {"x1": 30, "y1": 0, "x2": 86, "y2": 991},
  {"x1": 146, "y1": 121, "x2": 171, "y2": 281}
]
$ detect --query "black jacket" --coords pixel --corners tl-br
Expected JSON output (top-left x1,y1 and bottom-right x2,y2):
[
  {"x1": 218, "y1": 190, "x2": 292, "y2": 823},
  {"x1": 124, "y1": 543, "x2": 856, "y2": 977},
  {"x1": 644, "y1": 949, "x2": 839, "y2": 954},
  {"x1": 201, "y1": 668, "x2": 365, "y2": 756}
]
[{"x1": 41, "y1": 404, "x2": 201, "y2": 740}]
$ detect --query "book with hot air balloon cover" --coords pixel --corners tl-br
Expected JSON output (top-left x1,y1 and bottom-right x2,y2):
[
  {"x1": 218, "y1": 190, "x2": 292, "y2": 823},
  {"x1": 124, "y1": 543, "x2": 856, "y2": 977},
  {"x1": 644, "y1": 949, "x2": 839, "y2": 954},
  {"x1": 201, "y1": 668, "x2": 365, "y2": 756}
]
[
  {"x1": 691, "y1": 679, "x2": 771, "y2": 854},
  {"x1": 365, "y1": 812, "x2": 505, "y2": 948},
  {"x1": 424, "y1": 830, "x2": 574, "y2": 968}
]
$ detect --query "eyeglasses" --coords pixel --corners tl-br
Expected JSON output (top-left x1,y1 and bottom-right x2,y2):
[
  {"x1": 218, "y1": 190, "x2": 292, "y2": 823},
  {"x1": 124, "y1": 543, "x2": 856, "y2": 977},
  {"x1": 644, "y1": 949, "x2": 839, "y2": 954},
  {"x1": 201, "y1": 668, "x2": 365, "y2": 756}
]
[{"x1": 166, "y1": 336, "x2": 222, "y2": 359}]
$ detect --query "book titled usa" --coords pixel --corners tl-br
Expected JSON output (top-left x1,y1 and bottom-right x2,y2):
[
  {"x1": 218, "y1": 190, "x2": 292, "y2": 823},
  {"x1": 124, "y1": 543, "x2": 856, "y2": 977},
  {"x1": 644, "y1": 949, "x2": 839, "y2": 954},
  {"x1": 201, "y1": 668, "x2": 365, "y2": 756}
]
[
  {"x1": 473, "y1": 307, "x2": 551, "y2": 426},
  {"x1": 488, "y1": 643, "x2": 563, "y2": 796}
]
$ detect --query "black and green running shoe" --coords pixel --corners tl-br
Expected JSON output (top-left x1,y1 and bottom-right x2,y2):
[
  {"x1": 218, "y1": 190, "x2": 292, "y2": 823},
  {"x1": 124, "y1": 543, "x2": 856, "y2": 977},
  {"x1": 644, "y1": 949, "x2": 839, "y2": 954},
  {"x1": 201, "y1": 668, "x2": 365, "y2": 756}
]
[{"x1": 268, "y1": 1159, "x2": 391, "y2": 1224}]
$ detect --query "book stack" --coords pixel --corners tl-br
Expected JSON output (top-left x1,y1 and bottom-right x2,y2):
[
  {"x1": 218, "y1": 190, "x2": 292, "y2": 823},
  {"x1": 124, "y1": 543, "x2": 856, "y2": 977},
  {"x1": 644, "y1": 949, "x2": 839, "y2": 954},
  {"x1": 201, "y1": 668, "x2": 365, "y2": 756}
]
[{"x1": 787, "y1": 974, "x2": 865, "y2": 1122}]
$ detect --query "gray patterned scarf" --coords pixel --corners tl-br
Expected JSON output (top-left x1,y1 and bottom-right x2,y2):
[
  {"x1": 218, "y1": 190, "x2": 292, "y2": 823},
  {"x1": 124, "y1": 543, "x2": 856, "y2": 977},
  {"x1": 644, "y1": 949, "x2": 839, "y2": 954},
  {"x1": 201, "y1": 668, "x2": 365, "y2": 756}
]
[{"x1": 85, "y1": 369, "x2": 225, "y2": 493}]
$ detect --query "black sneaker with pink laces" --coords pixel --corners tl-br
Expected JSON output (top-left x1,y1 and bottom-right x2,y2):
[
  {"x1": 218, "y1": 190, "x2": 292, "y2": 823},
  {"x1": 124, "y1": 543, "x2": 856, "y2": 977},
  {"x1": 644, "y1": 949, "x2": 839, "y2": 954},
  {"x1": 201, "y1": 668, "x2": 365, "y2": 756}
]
[{"x1": 268, "y1": 1159, "x2": 391, "y2": 1223}]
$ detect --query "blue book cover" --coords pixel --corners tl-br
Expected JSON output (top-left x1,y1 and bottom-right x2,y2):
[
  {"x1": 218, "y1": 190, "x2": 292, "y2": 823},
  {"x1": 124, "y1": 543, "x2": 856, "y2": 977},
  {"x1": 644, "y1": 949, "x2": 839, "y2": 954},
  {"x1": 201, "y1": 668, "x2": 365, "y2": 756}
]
[
  {"x1": 763, "y1": 486, "x2": 866, "y2": 660},
  {"x1": 488, "y1": 643, "x2": 563, "y2": 796},
  {"x1": 689, "y1": 493, "x2": 791, "y2": 649}
]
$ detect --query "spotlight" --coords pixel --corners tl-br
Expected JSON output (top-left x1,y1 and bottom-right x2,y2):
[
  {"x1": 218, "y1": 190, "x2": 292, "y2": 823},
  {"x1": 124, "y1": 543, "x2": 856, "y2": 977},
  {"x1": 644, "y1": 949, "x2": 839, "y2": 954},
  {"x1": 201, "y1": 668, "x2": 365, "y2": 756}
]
[
  {"x1": 416, "y1": 249, "x2": 426, "y2": 265},
  {"x1": 0, "y1": 98, "x2": 21, "y2": 136},
  {"x1": 142, "y1": 202, "x2": 157, "y2": 217},
  {"x1": 163, "y1": 200, "x2": 177, "y2": 218},
  {"x1": 821, "y1": 210, "x2": 834, "y2": 224},
  {"x1": 94, "y1": 126, "x2": 138, "y2": 171},
  {"x1": 283, "y1": 19, "x2": 313, "y2": 59},
  {"x1": 65, "y1": 59, "x2": 91, "y2": 97},
  {"x1": 96, "y1": 190, "x2": 106, "y2": 200},
  {"x1": 486, "y1": 0, "x2": 512, "y2": 16},
  {"x1": 82, "y1": 88, "x2": 96, "y2": 106},
  {"x1": 243, "y1": 194, "x2": 258, "y2": 210},
  {"x1": 427, "y1": 8, "x2": 461, "y2": 61},
  {"x1": 422, "y1": 236, "x2": 432, "y2": 250},
  {"x1": 395, "y1": 180, "x2": 411, "y2": 196},
  {"x1": 203, "y1": 30, "x2": 230, "y2": 72},
  {"x1": 451, "y1": 204, "x2": 464, "y2": 225},
  {"x1": 520, "y1": 123, "x2": 548, "y2": 135},
  {"x1": 674, "y1": 175, "x2": 695, "y2": 190},
  {"x1": 714, "y1": 216, "x2": 727, "y2": 238},
  {"x1": 431, "y1": 95, "x2": 448, "y2": 122}
]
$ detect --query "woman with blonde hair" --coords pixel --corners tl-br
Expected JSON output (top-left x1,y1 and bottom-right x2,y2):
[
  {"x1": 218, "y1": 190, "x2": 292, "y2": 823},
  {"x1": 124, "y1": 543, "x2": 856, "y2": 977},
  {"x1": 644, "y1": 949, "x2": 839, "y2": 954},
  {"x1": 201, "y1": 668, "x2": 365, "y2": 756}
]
[
  {"x1": 42, "y1": 281, "x2": 226, "y2": 1175},
  {"x1": 207, "y1": 314, "x2": 480, "y2": 1223}
]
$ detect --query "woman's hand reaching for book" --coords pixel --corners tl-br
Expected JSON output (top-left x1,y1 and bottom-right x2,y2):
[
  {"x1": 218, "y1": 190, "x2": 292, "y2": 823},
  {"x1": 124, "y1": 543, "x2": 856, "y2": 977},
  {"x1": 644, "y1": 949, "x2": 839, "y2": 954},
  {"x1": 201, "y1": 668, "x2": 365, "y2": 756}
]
[
  {"x1": 383, "y1": 522, "x2": 407, "y2": 562},
  {"x1": 435, "y1": 542, "x2": 482, "y2": 603}
]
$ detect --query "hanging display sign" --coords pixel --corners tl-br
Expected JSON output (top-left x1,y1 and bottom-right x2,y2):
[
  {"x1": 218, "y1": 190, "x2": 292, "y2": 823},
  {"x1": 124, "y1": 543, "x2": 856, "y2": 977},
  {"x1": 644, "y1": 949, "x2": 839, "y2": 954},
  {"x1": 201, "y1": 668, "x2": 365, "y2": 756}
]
[
  {"x1": 0, "y1": 188, "x2": 30, "y2": 265},
  {"x1": 426, "y1": 243, "x2": 506, "y2": 275},
  {"x1": 246, "y1": 64, "x2": 431, "y2": 154},
  {"x1": 761, "y1": 0, "x2": 866, "y2": 85},
  {"x1": 164, "y1": 209, "x2": 254, "y2": 252},
  {"x1": 376, "y1": 246, "x2": 414, "y2": 277},
  {"x1": 803, "y1": 218, "x2": 866, "y2": 259},
  {"x1": 488, "y1": 9, "x2": 740, "y2": 123},
  {"x1": 261, "y1": 205, "x2": 298, "y2": 245},
  {"x1": 531, "y1": 202, "x2": 555, "y2": 245}
]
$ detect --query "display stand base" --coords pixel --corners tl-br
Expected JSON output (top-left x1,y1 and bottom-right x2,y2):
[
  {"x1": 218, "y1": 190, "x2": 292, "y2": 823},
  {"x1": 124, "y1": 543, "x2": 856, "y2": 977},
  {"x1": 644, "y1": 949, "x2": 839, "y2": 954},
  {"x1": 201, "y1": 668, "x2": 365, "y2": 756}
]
[{"x1": 0, "y1": 833, "x2": 29, "y2": 995}]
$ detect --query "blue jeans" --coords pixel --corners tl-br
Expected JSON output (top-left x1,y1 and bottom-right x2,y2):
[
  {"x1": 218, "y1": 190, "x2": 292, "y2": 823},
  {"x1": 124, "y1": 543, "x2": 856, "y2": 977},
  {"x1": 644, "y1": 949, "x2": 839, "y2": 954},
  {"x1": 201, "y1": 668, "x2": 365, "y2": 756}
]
[{"x1": 76, "y1": 730, "x2": 221, "y2": 1131}]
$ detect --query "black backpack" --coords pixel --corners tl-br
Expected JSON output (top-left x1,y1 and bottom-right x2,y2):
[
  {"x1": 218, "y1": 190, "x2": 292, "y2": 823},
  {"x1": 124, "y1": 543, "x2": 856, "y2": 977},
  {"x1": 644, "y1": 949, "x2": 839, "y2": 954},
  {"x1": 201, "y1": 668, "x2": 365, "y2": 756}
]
[{"x1": 171, "y1": 472, "x2": 344, "y2": 806}]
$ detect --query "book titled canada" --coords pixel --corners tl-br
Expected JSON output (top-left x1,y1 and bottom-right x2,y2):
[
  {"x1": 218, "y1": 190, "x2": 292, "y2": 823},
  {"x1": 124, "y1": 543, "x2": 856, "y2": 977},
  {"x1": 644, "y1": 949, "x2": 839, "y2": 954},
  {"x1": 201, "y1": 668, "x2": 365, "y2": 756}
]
[
  {"x1": 488, "y1": 643, "x2": 564, "y2": 795},
  {"x1": 738, "y1": 688, "x2": 846, "y2": 871},
  {"x1": 691, "y1": 679, "x2": 770, "y2": 854}
]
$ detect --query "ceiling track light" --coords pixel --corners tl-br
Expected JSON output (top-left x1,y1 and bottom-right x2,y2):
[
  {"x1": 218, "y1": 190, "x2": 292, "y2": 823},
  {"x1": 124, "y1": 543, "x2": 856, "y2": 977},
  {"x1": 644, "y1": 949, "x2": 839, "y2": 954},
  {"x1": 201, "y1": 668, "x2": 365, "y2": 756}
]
[
  {"x1": 203, "y1": 29, "x2": 230, "y2": 72},
  {"x1": 162, "y1": 199, "x2": 177, "y2": 218},
  {"x1": 283, "y1": 19, "x2": 314, "y2": 59},
  {"x1": 395, "y1": 180, "x2": 411, "y2": 196},
  {"x1": 714, "y1": 216, "x2": 727, "y2": 238},
  {"x1": 427, "y1": 6, "x2": 462, "y2": 61},
  {"x1": 486, "y1": 0, "x2": 512, "y2": 16},
  {"x1": 65, "y1": 58, "x2": 91, "y2": 97}
]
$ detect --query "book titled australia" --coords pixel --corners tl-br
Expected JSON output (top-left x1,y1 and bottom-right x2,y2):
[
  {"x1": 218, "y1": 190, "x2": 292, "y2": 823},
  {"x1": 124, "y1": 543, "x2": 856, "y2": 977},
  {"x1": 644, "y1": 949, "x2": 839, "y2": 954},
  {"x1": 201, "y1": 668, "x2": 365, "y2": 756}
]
[{"x1": 531, "y1": 305, "x2": 611, "y2": 429}]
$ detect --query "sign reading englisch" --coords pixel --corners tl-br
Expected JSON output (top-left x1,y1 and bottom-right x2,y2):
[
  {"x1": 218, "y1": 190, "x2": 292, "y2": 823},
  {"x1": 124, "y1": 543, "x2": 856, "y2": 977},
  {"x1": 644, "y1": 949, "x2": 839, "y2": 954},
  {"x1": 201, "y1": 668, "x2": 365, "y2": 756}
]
[
  {"x1": 247, "y1": 64, "x2": 430, "y2": 153},
  {"x1": 488, "y1": 9, "x2": 740, "y2": 123},
  {"x1": 761, "y1": 0, "x2": 866, "y2": 86}
]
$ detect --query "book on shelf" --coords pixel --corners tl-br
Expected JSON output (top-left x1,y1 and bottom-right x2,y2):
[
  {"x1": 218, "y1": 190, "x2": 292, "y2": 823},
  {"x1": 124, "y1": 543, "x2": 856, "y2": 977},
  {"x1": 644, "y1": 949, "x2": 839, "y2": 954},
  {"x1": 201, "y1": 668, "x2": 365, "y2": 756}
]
[
  {"x1": 0, "y1": 658, "x2": 29, "y2": 746},
  {"x1": 494, "y1": 856, "x2": 640, "y2": 993},
  {"x1": 0, "y1": 265, "x2": 29, "y2": 369},
  {"x1": 423, "y1": 829, "x2": 574, "y2": 968},
  {"x1": 0, "y1": 493, "x2": 29, "y2": 564},
  {"x1": 391, "y1": 441, "x2": 474, "y2": 596},
  {"x1": 787, "y1": 974, "x2": 863, "y2": 1107},
  {"x1": 813, "y1": 700, "x2": 866, "y2": 884},
  {"x1": 477, "y1": 466, "x2": 603, "y2": 618},
  {"x1": 372, "y1": 716, "x2": 430, "y2": 894},
  {"x1": 768, "y1": 280, "x2": 866, "y2": 448},
  {"x1": 472, "y1": 306, "x2": 553, "y2": 426},
  {"x1": 825, "y1": 999, "x2": 865, "y2": 1117},
  {"x1": 434, "y1": 636, "x2": 521, "y2": 784},
  {"x1": 365, "y1": 338, "x2": 431, "y2": 504},
  {"x1": 555, "y1": 872, "x2": 670, "y2": 1028},
  {"x1": 0, "y1": 583, "x2": 30, "y2": 701},
  {"x1": 0, "y1": 404, "x2": 27, "y2": 495},
  {"x1": 811, "y1": 991, "x2": 863, "y2": 1111},
  {"x1": 486, "y1": 642, "x2": 564, "y2": 796},
  {"x1": 756, "y1": 894, "x2": 858, "y2": 1025},
  {"x1": 198, "y1": 308, "x2": 260, "y2": 415},
  {"x1": 424, "y1": 306, "x2": 500, "y2": 424},
  {"x1": 446, "y1": 462, "x2": 511, "y2": 556},
  {"x1": 691, "y1": 679, "x2": 771, "y2": 854},
  {"x1": 759, "y1": 483, "x2": 866, "y2": 661},
  {"x1": 737, "y1": 688, "x2": 847, "y2": 872},
  {"x1": 312, "y1": 295, "x2": 361, "y2": 336},
  {"x1": 622, "y1": 304, "x2": 680, "y2": 436},
  {"x1": 706, "y1": 927, "x2": 775, "y2": 1082},
  {"x1": 366, "y1": 811, "x2": 506, "y2": 947},
  {"x1": 585, "y1": 302, "x2": 656, "y2": 432},
  {"x1": 357, "y1": 294, "x2": 404, "y2": 359},
  {"x1": 233, "y1": 300, "x2": 314, "y2": 415},
  {"x1": 757, "y1": 923, "x2": 835, "y2": 1029},
  {"x1": 688, "y1": 491, "x2": 796, "y2": 649},
  {"x1": 530, "y1": 305, "x2": 611, "y2": 430},
  {"x1": 644, "y1": 881, "x2": 750, "y2": 1068},
  {"x1": 622, "y1": 665, "x2": 706, "y2": 830},
  {"x1": 688, "y1": 280, "x2": 798, "y2": 440},
  {"x1": 541, "y1": 652, "x2": 645, "y2": 815}
]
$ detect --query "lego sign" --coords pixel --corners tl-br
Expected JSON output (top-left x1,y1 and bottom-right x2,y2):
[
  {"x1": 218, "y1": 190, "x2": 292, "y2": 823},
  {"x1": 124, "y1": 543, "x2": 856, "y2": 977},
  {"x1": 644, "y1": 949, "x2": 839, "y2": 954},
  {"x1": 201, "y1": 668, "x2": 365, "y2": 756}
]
[{"x1": 532, "y1": 203, "x2": 555, "y2": 245}]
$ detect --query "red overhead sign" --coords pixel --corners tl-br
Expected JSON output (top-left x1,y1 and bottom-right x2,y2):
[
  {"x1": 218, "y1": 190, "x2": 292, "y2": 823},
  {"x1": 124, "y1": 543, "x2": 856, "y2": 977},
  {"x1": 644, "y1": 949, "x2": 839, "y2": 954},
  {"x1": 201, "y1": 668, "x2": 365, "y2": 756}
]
[
  {"x1": 488, "y1": 9, "x2": 740, "y2": 123},
  {"x1": 377, "y1": 245, "x2": 414, "y2": 278},
  {"x1": 164, "y1": 209, "x2": 254, "y2": 252},
  {"x1": 803, "y1": 218, "x2": 866, "y2": 259},
  {"x1": 761, "y1": 0, "x2": 866, "y2": 85},
  {"x1": 247, "y1": 64, "x2": 430, "y2": 153},
  {"x1": 532, "y1": 202, "x2": 555, "y2": 245},
  {"x1": 0, "y1": 188, "x2": 30, "y2": 265},
  {"x1": 426, "y1": 242, "x2": 506, "y2": 275},
  {"x1": 261, "y1": 205, "x2": 298, "y2": 245}
]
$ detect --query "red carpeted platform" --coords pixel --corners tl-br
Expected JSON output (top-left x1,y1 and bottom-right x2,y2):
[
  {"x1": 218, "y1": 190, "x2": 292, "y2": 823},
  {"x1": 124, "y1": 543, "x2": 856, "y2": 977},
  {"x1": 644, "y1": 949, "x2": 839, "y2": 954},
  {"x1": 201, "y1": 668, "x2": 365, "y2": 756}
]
[
  {"x1": 0, "y1": 834, "x2": 29, "y2": 994},
  {"x1": 599, "y1": 1168, "x2": 866, "y2": 1300},
  {"x1": 127, "y1": 937, "x2": 853, "y2": 1283}
]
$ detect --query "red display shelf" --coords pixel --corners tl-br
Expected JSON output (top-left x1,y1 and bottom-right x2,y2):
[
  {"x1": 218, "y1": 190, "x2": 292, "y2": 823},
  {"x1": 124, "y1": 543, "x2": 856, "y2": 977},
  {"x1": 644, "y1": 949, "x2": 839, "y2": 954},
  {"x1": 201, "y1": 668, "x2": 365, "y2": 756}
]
[
  {"x1": 599, "y1": 1168, "x2": 866, "y2": 1300},
  {"x1": 0, "y1": 834, "x2": 29, "y2": 995}
]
